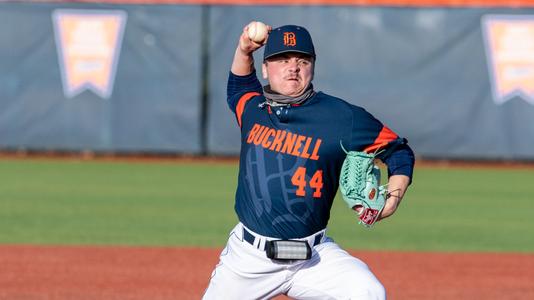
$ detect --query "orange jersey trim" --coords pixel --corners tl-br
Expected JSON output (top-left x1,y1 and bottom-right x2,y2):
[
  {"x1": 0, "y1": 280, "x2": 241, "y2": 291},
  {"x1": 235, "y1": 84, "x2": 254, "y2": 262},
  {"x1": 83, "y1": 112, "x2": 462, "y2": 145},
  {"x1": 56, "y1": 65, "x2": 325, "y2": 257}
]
[
  {"x1": 236, "y1": 92, "x2": 260, "y2": 127},
  {"x1": 364, "y1": 126, "x2": 398, "y2": 153}
]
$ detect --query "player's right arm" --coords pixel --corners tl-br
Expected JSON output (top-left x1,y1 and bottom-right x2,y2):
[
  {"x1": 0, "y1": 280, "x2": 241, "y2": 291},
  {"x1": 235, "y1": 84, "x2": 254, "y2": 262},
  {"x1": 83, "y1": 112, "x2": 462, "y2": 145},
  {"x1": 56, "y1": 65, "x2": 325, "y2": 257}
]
[
  {"x1": 227, "y1": 22, "x2": 271, "y2": 117},
  {"x1": 231, "y1": 22, "x2": 269, "y2": 75}
]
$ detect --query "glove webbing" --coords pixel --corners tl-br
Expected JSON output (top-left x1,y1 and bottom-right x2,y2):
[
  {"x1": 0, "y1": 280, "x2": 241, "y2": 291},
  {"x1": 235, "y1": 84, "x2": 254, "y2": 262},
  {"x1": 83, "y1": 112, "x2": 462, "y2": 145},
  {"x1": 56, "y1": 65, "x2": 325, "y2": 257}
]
[{"x1": 339, "y1": 143, "x2": 376, "y2": 200}]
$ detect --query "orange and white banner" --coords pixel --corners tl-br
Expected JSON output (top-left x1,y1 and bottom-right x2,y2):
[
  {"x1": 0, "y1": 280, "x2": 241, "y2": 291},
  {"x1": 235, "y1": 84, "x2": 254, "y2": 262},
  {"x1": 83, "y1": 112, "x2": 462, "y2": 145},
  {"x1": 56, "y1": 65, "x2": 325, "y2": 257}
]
[
  {"x1": 53, "y1": 9, "x2": 127, "y2": 99},
  {"x1": 482, "y1": 15, "x2": 534, "y2": 105}
]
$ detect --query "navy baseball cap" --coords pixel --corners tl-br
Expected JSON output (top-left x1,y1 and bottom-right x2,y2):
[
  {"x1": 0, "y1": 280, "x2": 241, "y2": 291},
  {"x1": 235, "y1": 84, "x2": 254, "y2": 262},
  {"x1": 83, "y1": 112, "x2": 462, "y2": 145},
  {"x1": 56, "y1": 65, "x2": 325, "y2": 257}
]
[{"x1": 263, "y1": 25, "x2": 316, "y2": 61}]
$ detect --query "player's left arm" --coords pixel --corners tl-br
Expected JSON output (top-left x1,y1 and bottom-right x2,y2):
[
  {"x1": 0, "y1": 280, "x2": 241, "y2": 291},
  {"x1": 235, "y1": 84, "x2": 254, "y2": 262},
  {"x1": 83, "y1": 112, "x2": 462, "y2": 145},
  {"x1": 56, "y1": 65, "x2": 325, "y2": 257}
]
[
  {"x1": 378, "y1": 144, "x2": 415, "y2": 220},
  {"x1": 348, "y1": 106, "x2": 415, "y2": 220}
]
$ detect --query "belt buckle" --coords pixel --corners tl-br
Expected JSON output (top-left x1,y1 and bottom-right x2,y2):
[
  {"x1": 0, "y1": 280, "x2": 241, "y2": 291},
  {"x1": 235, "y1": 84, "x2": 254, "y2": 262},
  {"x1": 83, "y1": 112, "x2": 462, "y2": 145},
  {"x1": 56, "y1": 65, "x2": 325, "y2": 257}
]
[
  {"x1": 242, "y1": 227, "x2": 324, "y2": 252},
  {"x1": 265, "y1": 240, "x2": 312, "y2": 260}
]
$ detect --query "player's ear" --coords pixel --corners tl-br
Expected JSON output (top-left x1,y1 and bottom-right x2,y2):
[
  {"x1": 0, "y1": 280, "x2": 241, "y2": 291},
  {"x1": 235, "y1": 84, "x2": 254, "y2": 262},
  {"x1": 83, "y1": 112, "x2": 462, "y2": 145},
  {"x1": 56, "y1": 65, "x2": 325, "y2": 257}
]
[
  {"x1": 311, "y1": 60, "x2": 315, "y2": 81},
  {"x1": 262, "y1": 63, "x2": 268, "y2": 79}
]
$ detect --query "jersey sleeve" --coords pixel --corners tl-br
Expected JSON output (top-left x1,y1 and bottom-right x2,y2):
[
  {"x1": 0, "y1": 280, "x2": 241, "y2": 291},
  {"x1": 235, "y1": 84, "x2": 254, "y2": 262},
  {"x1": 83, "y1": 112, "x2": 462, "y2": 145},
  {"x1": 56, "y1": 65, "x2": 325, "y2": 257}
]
[
  {"x1": 349, "y1": 105, "x2": 414, "y2": 181},
  {"x1": 227, "y1": 71, "x2": 263, "y2": 113},
  {"x1": 381, "y1": 143, "x2": 415, "y2": 182},
  {"x1": 227, "y1": 71, "x2": 263, "y2": 127},
  {"x1": 349, "y1": 106, "x2": 402, "y2": 153}
]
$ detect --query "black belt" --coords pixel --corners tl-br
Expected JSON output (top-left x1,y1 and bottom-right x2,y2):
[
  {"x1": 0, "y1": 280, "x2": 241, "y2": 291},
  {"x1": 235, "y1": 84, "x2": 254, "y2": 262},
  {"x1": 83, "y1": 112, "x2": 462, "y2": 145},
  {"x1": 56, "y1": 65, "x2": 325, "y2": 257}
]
[{"x1": 242, "y1": 227, "x2": 324, "y2": 251}]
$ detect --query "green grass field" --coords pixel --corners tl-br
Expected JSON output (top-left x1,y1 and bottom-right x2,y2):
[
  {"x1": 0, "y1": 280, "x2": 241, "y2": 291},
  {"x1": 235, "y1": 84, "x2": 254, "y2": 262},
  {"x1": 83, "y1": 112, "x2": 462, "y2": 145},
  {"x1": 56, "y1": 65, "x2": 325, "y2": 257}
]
[{"x1": 1, "y1": 159, "x2": 533, "y2": 252}]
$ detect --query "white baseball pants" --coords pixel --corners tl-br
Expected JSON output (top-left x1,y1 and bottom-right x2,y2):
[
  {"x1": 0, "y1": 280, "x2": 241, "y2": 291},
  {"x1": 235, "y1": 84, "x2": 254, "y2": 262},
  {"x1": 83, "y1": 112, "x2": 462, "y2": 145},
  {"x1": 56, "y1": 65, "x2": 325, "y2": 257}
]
[{"x1": 203, "y1": 223, "x2": 385, "y2": 300}]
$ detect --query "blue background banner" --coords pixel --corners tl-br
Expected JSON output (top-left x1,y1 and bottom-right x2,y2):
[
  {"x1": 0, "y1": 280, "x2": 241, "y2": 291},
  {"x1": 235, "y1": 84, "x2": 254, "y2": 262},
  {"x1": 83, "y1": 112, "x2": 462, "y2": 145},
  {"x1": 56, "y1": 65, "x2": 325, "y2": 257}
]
[{"x1": 2, "y1": 3, "x2": 534, "y2": 160}]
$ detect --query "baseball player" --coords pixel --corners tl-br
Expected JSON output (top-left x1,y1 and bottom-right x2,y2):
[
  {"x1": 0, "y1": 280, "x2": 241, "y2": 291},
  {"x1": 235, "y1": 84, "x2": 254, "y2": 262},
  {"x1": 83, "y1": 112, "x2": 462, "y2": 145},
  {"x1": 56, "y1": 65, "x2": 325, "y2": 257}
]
[{"x1": 203, "y1": 22, "x2": 415, "y2": 299}]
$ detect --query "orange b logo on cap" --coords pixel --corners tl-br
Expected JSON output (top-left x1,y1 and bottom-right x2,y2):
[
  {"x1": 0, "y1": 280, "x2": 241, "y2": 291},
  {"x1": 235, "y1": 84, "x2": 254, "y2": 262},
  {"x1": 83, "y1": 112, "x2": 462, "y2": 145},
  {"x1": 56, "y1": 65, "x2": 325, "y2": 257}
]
[{"x1": 283, "y1": 32, "x2": 296, "y2": 46}]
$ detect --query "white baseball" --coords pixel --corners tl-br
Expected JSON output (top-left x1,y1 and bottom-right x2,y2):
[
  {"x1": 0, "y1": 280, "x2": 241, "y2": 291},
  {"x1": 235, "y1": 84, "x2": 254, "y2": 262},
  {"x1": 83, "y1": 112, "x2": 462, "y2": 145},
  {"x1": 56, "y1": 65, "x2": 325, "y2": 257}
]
[{"x1": 248, "y1": 21, "x2": 268, "y2": 43}]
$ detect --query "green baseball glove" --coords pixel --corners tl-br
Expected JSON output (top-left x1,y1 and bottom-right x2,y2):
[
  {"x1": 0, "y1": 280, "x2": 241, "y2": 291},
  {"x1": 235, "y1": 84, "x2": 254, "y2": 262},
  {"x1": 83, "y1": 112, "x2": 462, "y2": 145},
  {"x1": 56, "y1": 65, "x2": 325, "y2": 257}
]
[{"x1": 339, "y1": 144, "x2": 388, "y2": 228}]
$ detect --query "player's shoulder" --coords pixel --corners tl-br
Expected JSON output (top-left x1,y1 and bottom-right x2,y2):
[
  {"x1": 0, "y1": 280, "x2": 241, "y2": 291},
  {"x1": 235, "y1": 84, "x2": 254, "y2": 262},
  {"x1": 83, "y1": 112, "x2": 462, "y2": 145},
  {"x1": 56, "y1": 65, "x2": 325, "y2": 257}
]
[
  {"x1": 314, "y1": 92, "x2": 370, "y2": 115},
  {"x1": 230, "y1": 90, "x2": 264, "y2": 105},
  {"x1": 227, "y1": 89, "x2": 263, "y2": 116},
  {"x1": 236, "y1": 90, "x2": 263, "y2": 100}
]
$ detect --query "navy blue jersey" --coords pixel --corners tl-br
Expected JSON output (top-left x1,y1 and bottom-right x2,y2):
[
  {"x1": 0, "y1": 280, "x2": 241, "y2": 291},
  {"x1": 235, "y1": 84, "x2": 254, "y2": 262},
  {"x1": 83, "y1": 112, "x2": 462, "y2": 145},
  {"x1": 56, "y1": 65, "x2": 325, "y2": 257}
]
[{"x1": 228, "y1": 72, "x2": 413, "y2": 239}]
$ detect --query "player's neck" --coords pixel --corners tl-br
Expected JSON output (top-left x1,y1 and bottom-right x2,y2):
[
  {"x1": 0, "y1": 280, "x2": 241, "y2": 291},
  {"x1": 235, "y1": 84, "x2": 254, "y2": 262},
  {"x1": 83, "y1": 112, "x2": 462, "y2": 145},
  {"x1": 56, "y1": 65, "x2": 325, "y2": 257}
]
[{"x1": 262, "y1": 84, "x2": 315, "y2": 105}]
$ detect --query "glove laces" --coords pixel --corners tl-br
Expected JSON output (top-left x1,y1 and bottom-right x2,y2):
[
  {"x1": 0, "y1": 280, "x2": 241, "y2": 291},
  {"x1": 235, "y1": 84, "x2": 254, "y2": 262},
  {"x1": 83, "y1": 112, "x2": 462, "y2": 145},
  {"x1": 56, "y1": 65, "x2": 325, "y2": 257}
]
[{"x1": 339, "y1": 142, "x2": 376, "y2": 199}]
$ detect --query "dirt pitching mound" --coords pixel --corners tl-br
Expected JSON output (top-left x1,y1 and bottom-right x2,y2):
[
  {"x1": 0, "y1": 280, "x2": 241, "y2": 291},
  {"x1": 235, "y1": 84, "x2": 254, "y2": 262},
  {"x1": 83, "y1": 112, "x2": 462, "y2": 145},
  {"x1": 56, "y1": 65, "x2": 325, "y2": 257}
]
[{"x1": 1, "y1": 245, "x2": 533, "y2": 299}]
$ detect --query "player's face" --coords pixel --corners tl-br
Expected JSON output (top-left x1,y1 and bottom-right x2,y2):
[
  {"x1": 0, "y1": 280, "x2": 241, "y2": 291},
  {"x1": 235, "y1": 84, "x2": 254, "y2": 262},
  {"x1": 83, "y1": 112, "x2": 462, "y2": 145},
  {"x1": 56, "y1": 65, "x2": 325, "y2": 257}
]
[{"x1": 262, "y1": 53, "x2": 315, "y2": 97}]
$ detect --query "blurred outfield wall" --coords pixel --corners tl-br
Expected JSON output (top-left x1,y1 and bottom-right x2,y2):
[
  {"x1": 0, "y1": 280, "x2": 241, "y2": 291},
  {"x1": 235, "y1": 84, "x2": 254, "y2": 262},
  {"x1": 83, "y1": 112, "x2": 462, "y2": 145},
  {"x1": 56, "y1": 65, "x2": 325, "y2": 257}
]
[{"x1": 1, "y1": 0, "x2": 534, "y2": 160}]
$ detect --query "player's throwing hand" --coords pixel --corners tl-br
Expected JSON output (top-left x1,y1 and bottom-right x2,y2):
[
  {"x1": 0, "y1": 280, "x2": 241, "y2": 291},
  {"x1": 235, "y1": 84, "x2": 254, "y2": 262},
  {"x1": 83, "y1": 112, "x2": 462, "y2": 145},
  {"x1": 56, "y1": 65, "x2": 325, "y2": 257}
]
[{"x1": 238, "y1": 21, "x2": 271, "y2": 54}]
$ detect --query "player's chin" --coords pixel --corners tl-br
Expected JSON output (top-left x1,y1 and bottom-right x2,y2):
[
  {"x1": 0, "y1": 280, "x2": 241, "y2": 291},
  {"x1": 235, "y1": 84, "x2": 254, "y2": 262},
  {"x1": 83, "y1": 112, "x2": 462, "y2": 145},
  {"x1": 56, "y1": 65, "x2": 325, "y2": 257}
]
[{"x1": 282, "y1": 84, "x2": 305, "y2": 96}]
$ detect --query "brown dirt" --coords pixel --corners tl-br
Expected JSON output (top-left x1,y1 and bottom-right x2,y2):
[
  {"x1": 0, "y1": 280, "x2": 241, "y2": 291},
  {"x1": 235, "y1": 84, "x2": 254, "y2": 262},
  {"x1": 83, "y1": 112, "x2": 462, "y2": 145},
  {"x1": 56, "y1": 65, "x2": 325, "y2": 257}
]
[{"x1": 1, "y1": 245, "x2": 533, "y2": 300}]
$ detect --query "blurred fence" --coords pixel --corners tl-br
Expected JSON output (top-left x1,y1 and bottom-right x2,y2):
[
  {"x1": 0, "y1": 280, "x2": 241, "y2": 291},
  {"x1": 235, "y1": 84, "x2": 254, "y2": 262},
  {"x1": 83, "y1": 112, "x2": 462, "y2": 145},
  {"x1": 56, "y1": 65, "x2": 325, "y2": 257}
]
[{"x1": 2, "y1": 0, "x2": 534, "y2": 160}]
